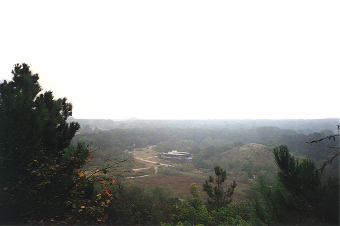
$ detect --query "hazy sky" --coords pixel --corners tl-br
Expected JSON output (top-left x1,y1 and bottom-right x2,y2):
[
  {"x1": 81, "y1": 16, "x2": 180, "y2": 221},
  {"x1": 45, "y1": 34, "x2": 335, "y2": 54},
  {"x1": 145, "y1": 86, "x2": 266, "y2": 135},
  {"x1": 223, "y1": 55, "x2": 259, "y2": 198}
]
[{"x1": 1, "y1": 1, "x2": 339, "y2": 120}]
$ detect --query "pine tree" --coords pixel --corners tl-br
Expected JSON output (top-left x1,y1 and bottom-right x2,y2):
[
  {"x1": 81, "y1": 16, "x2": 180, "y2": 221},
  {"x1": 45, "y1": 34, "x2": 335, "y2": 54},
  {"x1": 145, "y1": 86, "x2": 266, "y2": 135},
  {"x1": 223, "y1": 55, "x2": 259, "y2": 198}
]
[
  {"x1": 251, "y1": 145, "x2": 339, "y2": 225},
  {"x1": 0, "y1": 63, "x2": 94, "y2": 224},
  {"x1": 203, "y1": 166, "x2": 237, "y2": 208}
]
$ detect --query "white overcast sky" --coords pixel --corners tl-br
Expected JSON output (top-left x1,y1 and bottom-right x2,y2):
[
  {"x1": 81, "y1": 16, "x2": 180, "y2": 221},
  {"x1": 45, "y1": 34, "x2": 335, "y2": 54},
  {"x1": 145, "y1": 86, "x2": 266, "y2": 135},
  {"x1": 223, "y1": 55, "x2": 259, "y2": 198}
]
[{"x1": 0, "y1": 0, "x2": 339, "y2": 120}]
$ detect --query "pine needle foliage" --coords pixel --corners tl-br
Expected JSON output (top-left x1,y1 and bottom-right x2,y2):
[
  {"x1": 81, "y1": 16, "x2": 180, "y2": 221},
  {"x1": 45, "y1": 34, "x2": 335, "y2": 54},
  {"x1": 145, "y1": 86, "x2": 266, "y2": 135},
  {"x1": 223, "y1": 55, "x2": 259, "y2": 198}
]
[
  {"x1": 203, "y1": 166, "x2": 237, "y2": 209},
  {"x1": 251, "y1": 145, "x2": 339, "y2": 225},
  {"x1": 0, "y1": 63, "x2": 114, "y2": 224}
]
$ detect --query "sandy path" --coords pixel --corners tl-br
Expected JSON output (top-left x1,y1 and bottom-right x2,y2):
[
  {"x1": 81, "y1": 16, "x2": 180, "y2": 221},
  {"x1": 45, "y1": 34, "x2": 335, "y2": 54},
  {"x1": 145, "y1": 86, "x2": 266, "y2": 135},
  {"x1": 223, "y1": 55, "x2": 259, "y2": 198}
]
[{"x1": 129, "y1": 149, "x2": 170, "y2": 178}]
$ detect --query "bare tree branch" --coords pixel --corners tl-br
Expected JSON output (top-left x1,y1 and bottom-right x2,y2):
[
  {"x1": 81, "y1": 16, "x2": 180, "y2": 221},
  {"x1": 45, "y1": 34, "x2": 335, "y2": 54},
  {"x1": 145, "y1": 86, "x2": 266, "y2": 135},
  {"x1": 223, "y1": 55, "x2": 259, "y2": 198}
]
[
  {"x1": 306, "y1": 134, "x2": 339, "y2": 144},
  {"x1": 306, "y1": 124, "x2": 340, "y2": 174}
]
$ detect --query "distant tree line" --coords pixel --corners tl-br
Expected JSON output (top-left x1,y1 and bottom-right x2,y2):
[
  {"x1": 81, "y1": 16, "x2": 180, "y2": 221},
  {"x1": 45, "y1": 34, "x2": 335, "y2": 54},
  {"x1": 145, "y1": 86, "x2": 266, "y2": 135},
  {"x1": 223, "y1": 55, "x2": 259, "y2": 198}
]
[{"x1": 72, "y1": 117, "x2": 338, "y2": 134}]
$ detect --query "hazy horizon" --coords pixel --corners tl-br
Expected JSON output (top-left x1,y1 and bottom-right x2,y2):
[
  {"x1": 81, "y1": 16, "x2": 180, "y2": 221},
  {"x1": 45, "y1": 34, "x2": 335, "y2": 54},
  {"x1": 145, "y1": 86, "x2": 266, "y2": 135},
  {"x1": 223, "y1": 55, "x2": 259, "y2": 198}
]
[
  {"x1": 1, "y1": 1, "x2": 339, "y2": 120},
  {"x1": 69, "y1": 116, "x2": 339, "y2": 121}
]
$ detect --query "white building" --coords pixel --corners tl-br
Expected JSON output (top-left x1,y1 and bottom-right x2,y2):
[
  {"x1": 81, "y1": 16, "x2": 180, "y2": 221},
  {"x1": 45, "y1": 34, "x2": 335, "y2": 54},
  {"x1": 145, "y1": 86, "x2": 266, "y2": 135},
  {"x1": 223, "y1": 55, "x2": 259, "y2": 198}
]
[{"x1": 161, "y1": 150, "x2": 192, "y2": 163}]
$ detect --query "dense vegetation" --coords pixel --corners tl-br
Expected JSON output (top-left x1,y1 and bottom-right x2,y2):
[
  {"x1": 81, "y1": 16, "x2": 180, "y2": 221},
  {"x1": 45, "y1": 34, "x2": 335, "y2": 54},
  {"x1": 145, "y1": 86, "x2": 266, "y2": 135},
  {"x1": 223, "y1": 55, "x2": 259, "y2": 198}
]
[
  {"x1": 252, "y1": 145, "x2": 339, "y2": 225},
  {"x1": 1, "y1": 63, "x2": 338, "y2": 225}
]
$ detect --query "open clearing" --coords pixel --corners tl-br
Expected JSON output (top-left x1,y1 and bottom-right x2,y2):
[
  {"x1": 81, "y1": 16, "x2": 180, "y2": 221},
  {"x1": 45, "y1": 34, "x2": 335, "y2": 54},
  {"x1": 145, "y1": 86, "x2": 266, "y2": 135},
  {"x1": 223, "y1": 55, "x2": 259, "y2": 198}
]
[
  {"x1": 129, "y1": 147, "x2": 171, "y2": 174},
  {"x1": 128, "y1": 174, "x2": 251, "y2": 202},
  {"x1": 127, "y1": 146, "x2": 253, "y2": 202}
]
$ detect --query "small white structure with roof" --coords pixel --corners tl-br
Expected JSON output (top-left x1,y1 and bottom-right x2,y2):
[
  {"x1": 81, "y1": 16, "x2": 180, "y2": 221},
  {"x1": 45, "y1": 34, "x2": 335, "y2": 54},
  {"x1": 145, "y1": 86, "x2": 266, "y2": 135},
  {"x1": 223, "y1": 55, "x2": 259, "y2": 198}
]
[{"x1": 161, "y1": 150, "x2": 192, "y2": 163}]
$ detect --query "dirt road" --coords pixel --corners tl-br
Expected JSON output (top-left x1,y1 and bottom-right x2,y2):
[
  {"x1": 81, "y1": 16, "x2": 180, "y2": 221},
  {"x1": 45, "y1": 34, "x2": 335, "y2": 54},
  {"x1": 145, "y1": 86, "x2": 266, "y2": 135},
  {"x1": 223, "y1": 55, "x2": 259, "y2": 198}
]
[{"x1": 128, "y1": 148, "x2": 170, "y2": 178}]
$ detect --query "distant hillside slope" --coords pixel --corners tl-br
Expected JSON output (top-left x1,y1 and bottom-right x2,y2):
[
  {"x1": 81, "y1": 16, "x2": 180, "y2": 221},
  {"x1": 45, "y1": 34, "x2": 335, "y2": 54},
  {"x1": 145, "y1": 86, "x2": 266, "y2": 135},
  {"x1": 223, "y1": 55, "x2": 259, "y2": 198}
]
[
  {"x1": 219, "y1": 143, "x2": 273, "y2": 164},
  {"x1": 212, "y1": 143, "x2": 278, "y2": 177}
]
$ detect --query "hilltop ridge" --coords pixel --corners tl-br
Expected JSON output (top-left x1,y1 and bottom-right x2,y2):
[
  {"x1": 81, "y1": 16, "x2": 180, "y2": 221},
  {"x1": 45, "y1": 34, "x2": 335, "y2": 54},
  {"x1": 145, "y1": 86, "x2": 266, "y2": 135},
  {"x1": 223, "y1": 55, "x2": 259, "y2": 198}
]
[{"x1": 219, "y1": 143, "x2": 273, "y2": 164}]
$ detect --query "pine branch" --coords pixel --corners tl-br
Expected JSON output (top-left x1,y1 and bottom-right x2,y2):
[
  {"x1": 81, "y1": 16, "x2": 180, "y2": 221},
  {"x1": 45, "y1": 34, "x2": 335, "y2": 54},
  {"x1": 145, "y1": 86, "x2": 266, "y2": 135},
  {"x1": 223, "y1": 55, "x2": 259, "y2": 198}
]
[
  {"x1": 305, "y1": 134, "x2": 339, "y2": 144},
  {"x1": 305, "y1": 125, "x2": 340, "y2": 174},
  {"x1": 319, "y1": 151, "x2": 340, "y2": 174},
  {"x1": 18, "y1": 182, "x2": 76, "y2": 218}
]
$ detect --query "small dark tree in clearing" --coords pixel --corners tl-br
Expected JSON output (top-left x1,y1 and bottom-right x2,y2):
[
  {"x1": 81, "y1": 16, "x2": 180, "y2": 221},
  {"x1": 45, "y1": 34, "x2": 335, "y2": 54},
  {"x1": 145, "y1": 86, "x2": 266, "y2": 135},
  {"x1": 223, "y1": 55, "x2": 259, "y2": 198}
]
[{"x1": 203, "y1": 166, "x2": 237, "y2": 208}]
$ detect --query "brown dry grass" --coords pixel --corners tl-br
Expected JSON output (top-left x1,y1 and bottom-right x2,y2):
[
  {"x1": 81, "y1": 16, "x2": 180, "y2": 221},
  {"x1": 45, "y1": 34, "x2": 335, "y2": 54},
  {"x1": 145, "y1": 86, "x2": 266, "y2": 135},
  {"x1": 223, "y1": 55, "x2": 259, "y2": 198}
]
[{"x1": 128, "y1": 174, "x2": 251, "y2": 202}]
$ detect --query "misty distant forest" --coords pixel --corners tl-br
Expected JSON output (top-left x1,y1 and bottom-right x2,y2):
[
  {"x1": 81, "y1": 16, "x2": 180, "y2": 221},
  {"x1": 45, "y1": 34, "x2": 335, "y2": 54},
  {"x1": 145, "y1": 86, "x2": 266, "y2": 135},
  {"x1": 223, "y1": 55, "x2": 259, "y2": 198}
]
[{"x1": 1, "y1": 64, "x2": 339, "y2": 225}]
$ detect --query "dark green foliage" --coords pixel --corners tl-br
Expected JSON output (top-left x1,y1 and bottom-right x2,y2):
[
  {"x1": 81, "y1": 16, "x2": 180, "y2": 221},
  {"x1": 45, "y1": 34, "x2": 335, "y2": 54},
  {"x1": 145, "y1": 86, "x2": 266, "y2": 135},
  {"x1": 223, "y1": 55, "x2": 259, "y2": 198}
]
[
  {"x1": 71, "y1": 131, "x2": 136, "y2": 171},
  {"x1": 279, "y1": 131, "x2": 339, "y2": 162},
  {"x1": 171, "y1": 202, "x2": 255, "y2": 226},
  {"x1": 104, "y1": 184, "x2": 179, "y2": 225},
  {"x1": 169, "y1": 183, "x2": 257, "y2": 226},
  {"x1": 0, "y1": 63, "x2": 109, "y2": 224},
  {"x1": 251, "y1": 176, "x2": 289, "y2": 225},
  {"x1": 203, "y1": 166, "x2": 237, "y2": 209},
  {"x1": 251, "y1": 145, "x2": 339, "y2": 225},
  {"x1": 192, "y1": 152, "x2": 214, "y2": 169},
  {"x1": 192, "y1": 143, "x2": 234, "y2": 169},
  {"x1": 242, "y1": 158, "x2": 253, "y2": 177}
]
